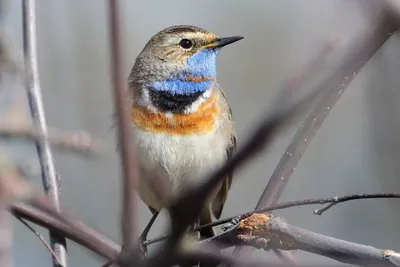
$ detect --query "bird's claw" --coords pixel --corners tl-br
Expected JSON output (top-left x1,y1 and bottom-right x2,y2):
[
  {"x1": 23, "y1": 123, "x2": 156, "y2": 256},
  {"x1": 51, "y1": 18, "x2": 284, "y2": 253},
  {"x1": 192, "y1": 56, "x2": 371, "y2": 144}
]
[{"x1": 221, "y1": 216, "x2": 241, "y2": 231}]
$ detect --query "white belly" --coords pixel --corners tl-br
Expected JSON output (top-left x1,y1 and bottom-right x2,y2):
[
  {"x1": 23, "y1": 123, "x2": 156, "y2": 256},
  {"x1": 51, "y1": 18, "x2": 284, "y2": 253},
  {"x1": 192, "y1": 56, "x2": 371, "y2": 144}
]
[{"x1": 133, "y1": 127, "x2": 229, "y2": 211}]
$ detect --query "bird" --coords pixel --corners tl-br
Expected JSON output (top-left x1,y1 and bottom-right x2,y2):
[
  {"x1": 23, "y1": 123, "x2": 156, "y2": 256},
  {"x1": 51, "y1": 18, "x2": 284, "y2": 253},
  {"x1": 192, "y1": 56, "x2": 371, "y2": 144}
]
[{"x1": 127, "y1": 25, "x2": 242, "y2": 242}]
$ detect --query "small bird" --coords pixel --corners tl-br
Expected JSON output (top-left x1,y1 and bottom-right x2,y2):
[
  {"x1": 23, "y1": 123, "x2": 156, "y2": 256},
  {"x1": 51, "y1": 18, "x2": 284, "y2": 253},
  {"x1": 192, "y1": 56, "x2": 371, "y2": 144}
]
[{"x1": 127, "y1": 25, "x2": 242, "y2": 240}]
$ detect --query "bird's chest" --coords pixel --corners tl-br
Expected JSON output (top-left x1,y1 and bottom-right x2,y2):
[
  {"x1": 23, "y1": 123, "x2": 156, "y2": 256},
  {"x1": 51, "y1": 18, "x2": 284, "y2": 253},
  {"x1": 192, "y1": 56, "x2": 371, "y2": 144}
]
[
  {"x1": 131, "y1": 90, "x2": 228, "y2": 194},
  {"x1": 133, "y1": 127, "x2": 228, "y2": 190}
]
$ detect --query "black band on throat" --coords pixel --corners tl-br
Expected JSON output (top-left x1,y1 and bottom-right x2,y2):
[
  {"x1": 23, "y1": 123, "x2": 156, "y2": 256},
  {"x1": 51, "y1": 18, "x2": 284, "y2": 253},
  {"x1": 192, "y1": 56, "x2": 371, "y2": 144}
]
[{"x1": 148, "y1": 89, "x2": 204, "y2": 113}]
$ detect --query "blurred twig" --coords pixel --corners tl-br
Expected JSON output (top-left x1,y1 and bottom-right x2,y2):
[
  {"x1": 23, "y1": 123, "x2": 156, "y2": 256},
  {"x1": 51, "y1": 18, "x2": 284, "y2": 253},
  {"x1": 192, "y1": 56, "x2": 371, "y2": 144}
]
[
  {"x1": 108, "y1": 0, "x2": 140, "y2": 266},
  {"x1": 0, "y1": 121, "x2": 101, "y2": 154},
  {"x1": 22, "y1": 0, "x2": 67, "y2": 266}
]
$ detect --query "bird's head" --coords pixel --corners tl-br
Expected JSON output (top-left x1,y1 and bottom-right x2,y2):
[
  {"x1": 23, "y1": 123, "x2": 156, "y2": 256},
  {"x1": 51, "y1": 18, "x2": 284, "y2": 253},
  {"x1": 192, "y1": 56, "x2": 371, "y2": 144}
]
[{"x1": 129, "y1": 25, "x2": 243, "y2": 96}]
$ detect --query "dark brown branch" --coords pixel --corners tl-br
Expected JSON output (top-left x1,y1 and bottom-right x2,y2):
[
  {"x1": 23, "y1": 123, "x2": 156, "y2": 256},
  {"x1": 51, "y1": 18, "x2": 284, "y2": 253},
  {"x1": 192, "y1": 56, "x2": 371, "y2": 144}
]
[
  {"x1": 108, "y1": 0, "x2": 139, "y2": 261},
  {"x1": 11, "y1": 202, "x2": 121, "y2": 262}
]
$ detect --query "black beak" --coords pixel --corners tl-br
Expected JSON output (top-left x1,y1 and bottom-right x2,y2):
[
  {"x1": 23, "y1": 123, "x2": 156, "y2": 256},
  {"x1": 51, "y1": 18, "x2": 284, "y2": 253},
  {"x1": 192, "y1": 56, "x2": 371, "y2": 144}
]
[{"x1": 205, "y1": 36, "x2": 244, "y2": 49}]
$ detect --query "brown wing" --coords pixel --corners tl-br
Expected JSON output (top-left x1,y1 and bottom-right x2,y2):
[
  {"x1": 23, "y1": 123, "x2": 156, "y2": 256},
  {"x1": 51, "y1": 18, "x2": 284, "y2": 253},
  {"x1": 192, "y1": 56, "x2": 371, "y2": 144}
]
[
  {"x1": 211, "y1": 86, "x2": 236, "y2": 219},
  {"x1": 211, "y1": 134, "x2": 236, "y2": 219}
]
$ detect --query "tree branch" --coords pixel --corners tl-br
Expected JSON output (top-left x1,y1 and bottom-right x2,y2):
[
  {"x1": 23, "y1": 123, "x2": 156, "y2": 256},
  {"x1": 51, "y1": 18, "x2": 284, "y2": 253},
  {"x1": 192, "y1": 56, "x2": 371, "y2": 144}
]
[
  {"x1": 234, "y1": 213, "x2": 400, "y2": 267},
  {"x1": 22, "y1": 0, "x2": 68, "y2": 265},
  {"x1": 235, "y1": 1, "x2": 400, "y2": 261},
  {"x1": 11, "y1": 202, "x2": 121, "y2": 262},
  {"x1": 143, "y1": 193, "x2": 400, "y2": 247},
  {"x1": 108, "y1": 1, "x2": 140, "y2": 262}
]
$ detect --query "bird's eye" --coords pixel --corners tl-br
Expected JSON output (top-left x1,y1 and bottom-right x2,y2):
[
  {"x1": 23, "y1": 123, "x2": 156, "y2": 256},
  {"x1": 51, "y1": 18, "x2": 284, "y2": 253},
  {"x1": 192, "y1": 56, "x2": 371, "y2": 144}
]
[{"x1": 179, "y1": 39, "x2": 193, "y2": 49}]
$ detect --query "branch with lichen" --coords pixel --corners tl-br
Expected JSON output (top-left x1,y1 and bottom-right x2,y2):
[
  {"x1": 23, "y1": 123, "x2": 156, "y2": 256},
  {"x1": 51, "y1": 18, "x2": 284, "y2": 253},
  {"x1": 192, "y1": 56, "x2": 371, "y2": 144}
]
[{"x1": 233, "y1": 213, "x2": 400, "y2": 267}]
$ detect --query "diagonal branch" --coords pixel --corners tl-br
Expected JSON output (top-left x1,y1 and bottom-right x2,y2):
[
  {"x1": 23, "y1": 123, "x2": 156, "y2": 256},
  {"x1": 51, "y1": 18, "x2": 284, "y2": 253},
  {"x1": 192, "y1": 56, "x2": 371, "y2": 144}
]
[
  {"x1": 235, "y1": 1, "x2": 400, "y2": 262},
  {"x1": 11, "y1": 202, "x2": 121, "y2": 262},
  {"x1": 256, "y1": 0, "x2": 399, "y2": 218}
]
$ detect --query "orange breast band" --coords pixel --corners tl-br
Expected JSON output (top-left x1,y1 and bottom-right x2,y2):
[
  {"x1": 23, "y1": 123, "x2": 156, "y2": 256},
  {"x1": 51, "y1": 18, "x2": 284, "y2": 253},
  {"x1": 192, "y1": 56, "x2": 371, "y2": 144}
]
[{"x1": 131, "y1": 92, "x2": 219, "y2": 135}]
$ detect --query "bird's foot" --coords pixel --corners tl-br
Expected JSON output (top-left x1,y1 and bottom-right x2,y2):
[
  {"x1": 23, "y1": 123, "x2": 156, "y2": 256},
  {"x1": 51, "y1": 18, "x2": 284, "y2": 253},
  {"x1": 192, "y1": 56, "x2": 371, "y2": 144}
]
[{"x1": 221, "y1": 215, "x2": 241, "y2": 231}]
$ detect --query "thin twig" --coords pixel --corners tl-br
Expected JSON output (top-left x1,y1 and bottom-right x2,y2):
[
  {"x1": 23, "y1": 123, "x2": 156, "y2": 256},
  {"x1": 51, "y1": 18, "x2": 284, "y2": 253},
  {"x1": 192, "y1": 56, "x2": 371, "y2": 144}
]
[
  {"x1": 143, "y1": 193, "x2": 400, "y2": 246},
  {"x1": 16, "y1": 216, "x2": 62, "y2": 266},
  {"x1": 22, "y1": 0, "x2": 67, "y2": 266},
  {"x1": 108, "y1": 0, "x2": 140, "y2": 265},
  {"x1": 0, "y1": 122, "x2": 101, "y2": 154}
]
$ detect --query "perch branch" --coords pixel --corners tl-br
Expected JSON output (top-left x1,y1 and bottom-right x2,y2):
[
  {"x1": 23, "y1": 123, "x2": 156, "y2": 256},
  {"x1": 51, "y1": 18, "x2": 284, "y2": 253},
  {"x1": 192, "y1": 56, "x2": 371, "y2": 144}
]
[
  {"x1": 143, "y1": 193, "x2": 400, "y2": 246},
  {"x1": 22, "y1": 0, "x2": 68, "y2": 266},
  {"x1": 235, "y1": 213, "x2": 400, "y2": 267}
]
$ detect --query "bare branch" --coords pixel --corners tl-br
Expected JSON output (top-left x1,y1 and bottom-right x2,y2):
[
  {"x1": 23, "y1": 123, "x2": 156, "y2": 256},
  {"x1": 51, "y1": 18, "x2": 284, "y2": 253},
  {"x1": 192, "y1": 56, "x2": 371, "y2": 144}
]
[
  {"x1": 235, "y1": 1, "x2": 400, "y2": 262},
  {"x1": 256, "y1": 0, "x2": 398, "y2": 216},
  {"x1": 11, "y1": 202, "x2": 121, "y2": 262},
  {"x1": 235, "y1": 213, "x2": 400, "y2": 267},
  {"x1": 22, "y1": 0, "x2": 68, "y2": 265},
  {"x1": 143, "y1": 193, "x2": 400, "y2": 247}
]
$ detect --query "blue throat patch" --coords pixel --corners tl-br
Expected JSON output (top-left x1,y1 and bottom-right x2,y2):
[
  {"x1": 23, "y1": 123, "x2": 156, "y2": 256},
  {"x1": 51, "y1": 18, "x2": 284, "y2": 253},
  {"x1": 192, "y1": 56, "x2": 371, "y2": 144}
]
[{"x1": 151, "y1": 49, "x2": 218, "y2": 95}]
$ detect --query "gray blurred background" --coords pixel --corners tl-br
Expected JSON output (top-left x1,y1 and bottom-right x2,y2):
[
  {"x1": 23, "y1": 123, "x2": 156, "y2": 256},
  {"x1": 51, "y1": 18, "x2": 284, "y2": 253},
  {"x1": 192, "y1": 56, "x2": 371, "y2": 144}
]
[{"x1": 1, "y1": 0, "x2": 400, "y2": 266}]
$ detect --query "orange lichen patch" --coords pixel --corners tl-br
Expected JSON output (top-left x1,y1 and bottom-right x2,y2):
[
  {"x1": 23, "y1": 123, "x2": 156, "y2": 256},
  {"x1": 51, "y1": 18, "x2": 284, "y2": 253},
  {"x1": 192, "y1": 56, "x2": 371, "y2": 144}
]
[
  {"x1": 131, "y1": 93, "x2": 219, "y2": 135},
  {"x1": 238, "y1": 213, "x2": 271, "y2": 237},
  {"x1": 185, "y1": 76, "x2": 215, "y2": 82},
  {"x1": 237, "y1": 213, "x2": 297, "y2": 250}
]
